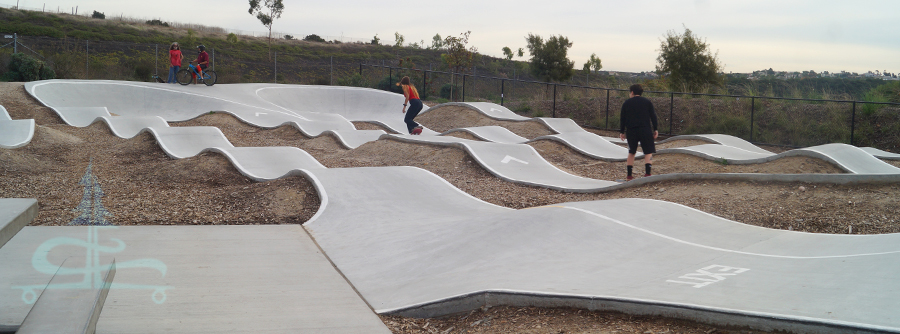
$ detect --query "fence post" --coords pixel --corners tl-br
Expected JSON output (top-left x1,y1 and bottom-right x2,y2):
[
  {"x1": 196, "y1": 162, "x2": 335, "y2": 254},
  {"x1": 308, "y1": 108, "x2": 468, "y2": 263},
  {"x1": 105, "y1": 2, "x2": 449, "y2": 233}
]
[
  {"x1": 552, "y1": 84, "x2": 557, "y2": 118},
  {"x1": 851, "y1": 101, "x2": 856, "y2": 146},
  {"x1": 669, "y1": 93, "x2": 674, "y2": 135},
  {"x1": 423, "y1": 70, "x2": 428, "y2": 98},
  {"x1": 389, "y1": 67, "x2": 392, "y2": 88},
  {"x1": 501, "y1": 79, "x2": 505, "y2": 106},
  {"x1": 750, "y1": 97, "x2": 755, "y2": 142},
  {"x1": 85, "y1": 40, "x2": 89, "y2": 79},
  {"x1": 274, "y1": 52, "x2": 277, "y2": 83},
  {"x1": 211, "y1": 48, "x2": 215, "y2": 71},
  {"x1": 155, "y1": 44, "x2": 158, "y2": 78},
  {"x1": 605, "y1": 89, "x2": 610, "y2": 128},
  {"x1": 330, "y1": 56, "x2": 333, "y2": 85},
  {"x1": 359, "y1": 63, "x2": 362, "y2": 76},
  {"x1": 462, "y1": 74, "x2": 466, "y2": 102}
]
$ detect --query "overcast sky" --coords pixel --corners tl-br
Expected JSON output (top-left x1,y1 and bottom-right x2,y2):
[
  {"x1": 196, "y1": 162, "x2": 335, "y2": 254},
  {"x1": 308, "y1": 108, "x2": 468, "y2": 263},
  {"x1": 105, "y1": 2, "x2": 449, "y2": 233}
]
[{"x1": 7, "y1": 0, "x2": 899, "y2": 73}]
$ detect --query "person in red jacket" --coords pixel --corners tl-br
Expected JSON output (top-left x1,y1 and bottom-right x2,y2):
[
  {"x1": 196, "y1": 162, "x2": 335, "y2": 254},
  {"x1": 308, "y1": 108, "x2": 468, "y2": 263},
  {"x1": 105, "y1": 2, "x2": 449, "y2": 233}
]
[
  {"x1": 166, "y1": 42, "x2": 182, "y2": 84},
  {"x1": 191, "y1": 45, "x2": 210, "y2": 84},
  {"x1": 398, "y1": 76, "x2": 424, "y2": 134}
]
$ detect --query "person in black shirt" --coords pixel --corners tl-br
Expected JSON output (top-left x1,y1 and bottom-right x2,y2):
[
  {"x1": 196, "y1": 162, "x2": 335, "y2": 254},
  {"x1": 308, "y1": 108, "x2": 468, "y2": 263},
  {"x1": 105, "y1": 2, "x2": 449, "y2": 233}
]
[{"x1": 618, "y1": 84, "x2": 658, "y2": 181}]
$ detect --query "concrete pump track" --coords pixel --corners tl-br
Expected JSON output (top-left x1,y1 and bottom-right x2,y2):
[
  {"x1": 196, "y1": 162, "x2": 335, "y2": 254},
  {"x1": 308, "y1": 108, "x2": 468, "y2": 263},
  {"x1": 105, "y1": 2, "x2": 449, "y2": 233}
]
[{"x1": 1, "y1": 80, "x2": 899, "y2": 333}]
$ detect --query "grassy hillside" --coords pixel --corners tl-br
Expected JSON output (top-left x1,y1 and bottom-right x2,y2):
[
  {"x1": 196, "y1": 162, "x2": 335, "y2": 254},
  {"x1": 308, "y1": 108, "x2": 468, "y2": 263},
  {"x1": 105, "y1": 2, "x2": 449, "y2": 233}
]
[{"x1": 0, "y1": 7, "x2": 538, "y2": 85}]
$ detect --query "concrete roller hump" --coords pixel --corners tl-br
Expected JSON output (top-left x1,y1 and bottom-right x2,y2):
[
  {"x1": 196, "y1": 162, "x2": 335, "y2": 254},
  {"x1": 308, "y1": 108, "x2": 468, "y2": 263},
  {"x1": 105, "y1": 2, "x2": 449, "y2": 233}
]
[
  {"x1": 442, "y1": 126, "x2": 529, "y2": 144},
  {"x1": 309, "y1": 194, "x2": 900, "y2": 333},
  {"x1": 0, "y1": 105, "x2": 35, "y2": 149},
  {"x1": 383, "y1": 133, "x2": 619, "y2": 191}
]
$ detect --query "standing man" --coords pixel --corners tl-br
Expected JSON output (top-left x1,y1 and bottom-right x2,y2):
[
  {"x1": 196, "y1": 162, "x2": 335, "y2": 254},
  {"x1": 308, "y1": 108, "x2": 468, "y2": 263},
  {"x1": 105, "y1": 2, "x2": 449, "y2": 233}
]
[{"x1": 618, "y1": 84, "x2": 658, "y2": 181}]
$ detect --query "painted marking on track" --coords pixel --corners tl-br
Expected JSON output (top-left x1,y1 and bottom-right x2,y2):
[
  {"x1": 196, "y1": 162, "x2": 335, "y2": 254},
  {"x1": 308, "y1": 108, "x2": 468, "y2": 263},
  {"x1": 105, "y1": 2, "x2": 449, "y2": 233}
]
[
  {"x1": 501, "y1": 155, "x2": 529, "y2": 164},
  {"x1": 490, "y1": 108, "x2": 504, "y2": 113},
  {"x1": 255, "y1": 112, "x2": 267, "y2": 117},
  {"x1": 667, "y1": 265, "x2": 749, "y2": 288},
  {"x1": 11, "y1": 160, "x2": 170, "y2": 305}
]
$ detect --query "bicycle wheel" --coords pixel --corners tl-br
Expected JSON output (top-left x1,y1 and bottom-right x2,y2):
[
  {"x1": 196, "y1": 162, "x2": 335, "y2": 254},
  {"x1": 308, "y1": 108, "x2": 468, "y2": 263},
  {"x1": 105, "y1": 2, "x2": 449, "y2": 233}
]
[
  {"x1": 202, "y1": 70, "x2": 217, "y2": 86},
  {"x1": 175, "y1": 69, "x2": 193, "y2": 85}
]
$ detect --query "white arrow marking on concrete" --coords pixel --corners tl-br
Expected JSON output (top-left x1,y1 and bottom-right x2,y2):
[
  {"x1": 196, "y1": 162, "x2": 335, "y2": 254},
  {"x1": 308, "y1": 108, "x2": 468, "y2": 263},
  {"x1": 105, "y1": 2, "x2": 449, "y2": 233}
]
[
  {"x1": 501, "y1": 155, "x2": 529, "y2": 164},
  {"x1": 490, "y1": 108, "x2": 503, "y2": 113},
  {"x1": 255, "y1": 112, "x2": 267, "y2": 117}
]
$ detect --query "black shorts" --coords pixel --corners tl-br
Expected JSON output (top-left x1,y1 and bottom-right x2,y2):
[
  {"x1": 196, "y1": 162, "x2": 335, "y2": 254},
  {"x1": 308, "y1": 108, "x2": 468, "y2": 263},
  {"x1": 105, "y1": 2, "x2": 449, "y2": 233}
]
[{"x1": 625, "y1": 127, "x2": 656, "y2": 154}]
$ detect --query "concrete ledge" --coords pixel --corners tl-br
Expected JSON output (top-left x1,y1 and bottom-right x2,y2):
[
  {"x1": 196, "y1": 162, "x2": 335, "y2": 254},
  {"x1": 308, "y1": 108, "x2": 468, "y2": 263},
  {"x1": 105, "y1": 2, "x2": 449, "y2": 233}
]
[
  {"x1": 0, "y1": 199, "x2": 38, "y2": 249},
  {"x1": 17, "y1": 259, "x2": 115, "y2": 334},
  {"x1": 383, "y1": 290, "x2": 898, "y2": 334}
]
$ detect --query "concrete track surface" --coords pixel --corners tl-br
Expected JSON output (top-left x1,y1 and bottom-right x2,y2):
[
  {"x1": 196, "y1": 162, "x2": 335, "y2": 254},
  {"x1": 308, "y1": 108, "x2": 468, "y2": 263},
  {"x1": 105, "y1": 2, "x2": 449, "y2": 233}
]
[
  {"x1": 6, "y1": 80, "x2": 900, "y2": 333},
  {"x1": 0, "y1": 105, "x2": 34, "y2": 149}
]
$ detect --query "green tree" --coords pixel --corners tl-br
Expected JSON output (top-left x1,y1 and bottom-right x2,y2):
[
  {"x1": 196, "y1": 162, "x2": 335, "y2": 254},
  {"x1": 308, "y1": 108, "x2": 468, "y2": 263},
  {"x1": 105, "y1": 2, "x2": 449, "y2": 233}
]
[
  {"x1": 394, "y1": 32, "x2": 405, "y2": 47},
  {"x1": 525, "y1": 34, "x2": 575, "y2": 82},
  {"x1": 371, "y1": 34, "x2": 380, "y2": 45},
  {"x1": 248, "y1": 0, "x2": 285, "y2": 59},
  {"x1": 441, "y1": 31, "x2": 478, "y2": 101},
  {"x1": 582, "y1": 53, "x2": 602, "y2": 85},
  {"x1": 656, "y1": 26, "x2": 724, "y2": 92},
  {"x1": 430, "y1": 34, "x2": 443, "y2": 49},
  {"x1": 502, "y1": 46, "x2": 513, "y2": 61},
  {"x1": 186, "y1": 29, "x2": 197, "y2": 48},
  {"x1": 516, "y1": 48, "x2": 524, "y2": 58},
  {"x1": 582, "y1": 53, "x2": 602, "y2": 72},
  {"x1": 91, "y1": 11, "x2": 105, "y2": 19},
  {"x1": 226, "y1": 33, "x2": 238, "y2": 44}
]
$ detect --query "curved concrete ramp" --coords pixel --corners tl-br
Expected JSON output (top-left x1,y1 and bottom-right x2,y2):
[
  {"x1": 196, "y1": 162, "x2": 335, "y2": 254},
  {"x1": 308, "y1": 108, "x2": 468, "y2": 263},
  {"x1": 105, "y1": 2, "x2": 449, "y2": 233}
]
[
  {"x1": 661, "y1": 134, "x2": 774, "y2": 155},
  {"x1": 531, "y1": 132, "x2": 639, "y2": 161},
  {"x1": 26, "y1": 80, "x2": 419, "y2": 146},
  {"x1": 383, "y1": 134, "x2": 618, "y2": 191},
  {"x1": 537, "y1": 117, "x2": 587, "y2": 134},
  {"x1": 0, "y1": 106, "x2": 35, "y2": 149},
  {"x1": 861, "y1": 147, "x2": 900, "y2": 160},
  {"x1": 438, "y1": 102, "x2": 530, "y2": 121},
  {"x1": 661, "y1": 143, "x2": 900, "y2": 174},
  {"x1": 306, "y1": 195, "x2": 900, "y2": 332},
  {"x1": 255, "y1": 85, "x2": 435, "y2": 135},
  {"x1": 443, "y1": 126, "x2": 528, "y2": 144}
]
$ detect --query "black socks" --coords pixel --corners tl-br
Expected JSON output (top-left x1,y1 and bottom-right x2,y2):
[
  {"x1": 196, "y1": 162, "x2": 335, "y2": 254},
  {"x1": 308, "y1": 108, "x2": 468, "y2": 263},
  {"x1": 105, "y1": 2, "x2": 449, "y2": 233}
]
[
  {"x1": 645, "y1": 163, "x2": 652, "y2": 175},
  {"x1": 626, "y1": 165, "x2": 633, "y2": 177}
]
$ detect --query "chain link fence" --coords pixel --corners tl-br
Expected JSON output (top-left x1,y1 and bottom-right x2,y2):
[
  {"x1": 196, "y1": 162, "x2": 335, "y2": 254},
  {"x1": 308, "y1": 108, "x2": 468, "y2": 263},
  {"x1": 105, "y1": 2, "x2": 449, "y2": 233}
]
[
  {"x1": 360, "y1": 64, "x2": 900, "y2": 151},
  {"x1": 1, "y1": 33, "x2": 898, "y2": 151}
]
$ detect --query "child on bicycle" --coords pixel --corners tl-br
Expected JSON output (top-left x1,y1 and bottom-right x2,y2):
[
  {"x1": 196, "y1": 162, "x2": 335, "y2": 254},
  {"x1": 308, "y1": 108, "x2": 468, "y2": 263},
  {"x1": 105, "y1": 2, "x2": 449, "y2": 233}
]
[{"x1": 191, "y1": 45, "x2": 210, "y2": 85}]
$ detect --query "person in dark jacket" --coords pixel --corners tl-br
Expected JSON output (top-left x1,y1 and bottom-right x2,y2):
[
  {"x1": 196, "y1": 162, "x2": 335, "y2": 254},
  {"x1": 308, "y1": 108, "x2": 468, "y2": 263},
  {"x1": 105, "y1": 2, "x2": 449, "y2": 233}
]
[{"x1": 618, "y1": 84, "x2": 658, "y2": 181}]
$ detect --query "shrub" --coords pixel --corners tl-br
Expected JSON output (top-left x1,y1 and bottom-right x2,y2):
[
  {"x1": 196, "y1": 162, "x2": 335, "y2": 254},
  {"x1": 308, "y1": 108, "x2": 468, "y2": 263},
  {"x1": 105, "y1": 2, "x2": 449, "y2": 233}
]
[
  {"x1": 336, "y1": 73, "x2": 369, "y2": 87},
  {"x1": 513, "y1": 104, "x2": 532, "y2": 113},
  {"x1": 2, "y1": 53, "x2": 55, "y2": 82},
  {"x1": 145, "y1": 19, "x2": 168, "y2": 27},
  {"x1": 303, "y1": 34, "x2": 326, "y2": 43},
  {"x1": 376, "y1": 76, "x2": 402, "y2": 93},
  {"x1": 284, "y1": 35, "x2": 294, "y2": 40},
  {"x1": 134, "y1": 63, "x2": 153, "y2": 81},
  {"x1": 440, "y1": 83, "x2": 461, "y2": 99},
  {"x1": 92, "y1": 11, "x2": 105, "y2": 19},
  {"x1": 226, "y1": 33, "x2": 238, "y2": 44}
]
